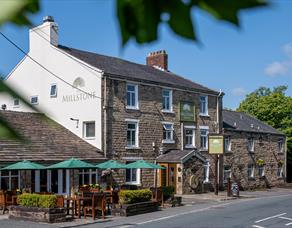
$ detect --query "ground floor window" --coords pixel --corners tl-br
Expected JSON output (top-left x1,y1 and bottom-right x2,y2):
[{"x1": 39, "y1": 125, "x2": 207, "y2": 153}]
[
  {"x1": 277, "y1": 165, "x2": 284, "y2": 178},
  {"x1": 223, "y1": 165, "x2": 232, "y2": 182},
  {"x1": 79, "y1": 169, "x2": 98, "y2": 186},
  {"x1": 0, "y1": 170, "x2": 19, "y2": 190},
  {"x1": 258, "y1": 165, "x2": 265, "y2": 177},
  {"x1": 248, "y1": 164, "x2": 255, "y2": 178},
  {"x1": 125, "y1": 161, "x2": 140, "y2": 184}
]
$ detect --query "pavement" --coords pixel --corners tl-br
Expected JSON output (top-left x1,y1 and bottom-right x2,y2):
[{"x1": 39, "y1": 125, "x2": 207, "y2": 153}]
[{"x1": 1, "y1": 187, "x2": 292, "y2": 228}]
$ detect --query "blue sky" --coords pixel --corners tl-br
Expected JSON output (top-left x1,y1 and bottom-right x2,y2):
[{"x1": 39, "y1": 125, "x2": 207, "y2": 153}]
[{"x1": 0, "y1": 0, "x2": 292, "y2": 109}]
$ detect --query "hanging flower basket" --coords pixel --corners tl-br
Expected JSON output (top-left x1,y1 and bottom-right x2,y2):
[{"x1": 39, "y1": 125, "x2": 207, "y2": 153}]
[
  {"x1": 256, "y1": 159, "x2": 265, "y2": 166},
  {"x1": 278, "y1": 160, "x2": 284, "y2": 166}
]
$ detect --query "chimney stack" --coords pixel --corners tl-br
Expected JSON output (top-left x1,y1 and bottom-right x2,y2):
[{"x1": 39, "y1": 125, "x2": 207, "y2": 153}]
[{"x1": 146, "y1": 50, "x2": 168, "y2": 71}]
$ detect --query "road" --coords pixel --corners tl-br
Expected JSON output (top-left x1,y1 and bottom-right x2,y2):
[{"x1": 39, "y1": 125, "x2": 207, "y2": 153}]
[{"x1": 1, "y1": 190, "x2": 292, "y2": 228}]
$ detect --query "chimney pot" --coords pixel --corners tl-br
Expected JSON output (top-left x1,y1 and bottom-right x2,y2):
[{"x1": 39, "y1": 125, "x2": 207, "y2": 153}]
[
  {"x1": 146, "y1": 50, "x2": 168, "y2": 70},
  {"x1": 43, "y1": 15, "x2": 54, "y2": 23}
]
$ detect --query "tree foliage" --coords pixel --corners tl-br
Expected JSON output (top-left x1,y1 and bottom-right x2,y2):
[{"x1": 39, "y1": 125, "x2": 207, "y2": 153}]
[
  {"x1": 237, "y1": 86, "x2": 292, "y2": 180},
  {"x1": 117, "y1": 0, "x2": 268, "y2": 46}
]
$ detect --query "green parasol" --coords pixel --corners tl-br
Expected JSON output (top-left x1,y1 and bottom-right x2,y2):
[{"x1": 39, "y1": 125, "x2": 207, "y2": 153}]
[
  {"x1": 2, "y1": 160, "x2": 45, "y2": 170},
  {"x1": 96, "y1": 160, "x2": 127, "y2": 169},
  {"x1": 47, "y1": 157, "x2": 95, "y2": 169}
]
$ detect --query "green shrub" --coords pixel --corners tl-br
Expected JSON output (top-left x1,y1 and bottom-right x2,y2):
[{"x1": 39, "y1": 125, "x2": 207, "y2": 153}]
[
  {"x1": 119, "y1": 189, "x2": 152, "y2": 204},
  {"x1": 162, "y1": 186, "x2": 175, "y2": 200},
  {"x1": 18, "y1": 193, "x2": 57, "y2": 208}
]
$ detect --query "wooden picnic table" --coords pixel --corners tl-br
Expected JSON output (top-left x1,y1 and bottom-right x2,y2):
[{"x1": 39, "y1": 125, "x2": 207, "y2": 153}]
[{"x1": 64, "y1": 196, "x2": 92, "y2": 218}]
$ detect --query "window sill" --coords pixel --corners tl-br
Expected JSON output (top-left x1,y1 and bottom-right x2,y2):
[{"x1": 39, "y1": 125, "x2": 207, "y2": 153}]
[
  {"x1": 199, "y1": 114, "x2": 209, "y2": 117},
  {"x1": 224, "y1": 151, "x2": 233, "y2": 155},
  {"x1": 277, "y1": 152, "x2": 284, "y2": 155},
  {"x1": 126, "y1": 106, "x2": 139, "y2": 110},
  {"x1": 13, "y1": 106, "x2": 20, "y2": 108},
  {"x1": 248, "y1": 177, "x2": 256, "y2": 181},
  {"x1": 84, "y1": 137, "x2": 96, "y2": 140},
  {"x1": 162, "y1": 140, "x2": 175, "y2": 144},
  {"x1": 200, "y1": 148, "x2": 208, "y2": 152},
  {"x1": 125, "y1": 146, "x2": 141, "y2": 150},
  {"x1": 125, "y1": 182, "x2": 141, "y2": 186},
  {"x1": 161, "y1": 110, "x2": 174, "y2": 114}
]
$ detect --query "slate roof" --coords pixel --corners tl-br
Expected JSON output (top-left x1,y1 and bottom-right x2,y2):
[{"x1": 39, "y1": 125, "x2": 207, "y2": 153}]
[
  {"x1": 157, "y1": 150, "x2": 194, "y2": 163},
  {"x1": 0, "y1": 111, "x2": 105, "y2": 166},
  {"x1": 223, "y1": 110, "x2": 284, "y2": 135},
  {"x1": 58, "y1": 45, "x2": 219, "y2": 95}
]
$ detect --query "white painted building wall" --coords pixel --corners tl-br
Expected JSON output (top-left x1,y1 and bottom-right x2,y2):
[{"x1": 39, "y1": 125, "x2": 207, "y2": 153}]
[{"x1": 0, "y1": 18, "x2": 104, "y2": 149}]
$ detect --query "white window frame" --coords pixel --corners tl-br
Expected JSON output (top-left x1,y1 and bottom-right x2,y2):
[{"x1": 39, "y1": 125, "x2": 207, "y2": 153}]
[
  {"x1": 126, "y1": 119, "x2": 139, "y2": 148},
  {"x1": 200, "y1": 126, "x2": 209, "y2": 150},
  {"x1": 126, "y1": 83, "x2": 139, "y2": 109},
  {"x1": 203, "y1": 160, "x2": 210, "y2": 183},
  {"x1": 162, "y1": 89, "x2": 173, "y2": 113},
  {"x1": 224, "y1": 136, "x2": 231, "y2": 152},
  {"x1": 199, "y1": 95, "x2": 208, "y2": 116},
  {"x1": 247, "y1": 137, "x2": 254, "y2": 152},
  {"x1": 278, "y1": 139, "x2": 284, "y2": 153},
  {"x1": 83, "y1": 121, "x2": 96, "y2": 139},
  {"x1": 258, "y1": 165, "x2": 265, "y2": 177},
  {"x1": 125, "y1": 168, "x2": 141, "y2": 185},
  {"x1": 277, "y1": 165, "x2": 284, "y2": 178},
  {"x1": 184, "y1": 126, "x2": 196, "y2": 148},
  {"x1": 247, "y1": 164, "x2": 255, "y2": 178},
  {"x1": 50, "y1": 83, "x2": 57, "y2": 97},
  {"x1": 79, "y1": 169, "x2": 99, "y2": 185},
  {"x1": 30, "y1": 95, "x2": 38, "y2": 105},
  {"x1": 162, "y1": 122, "x2": 174, "y2": 144}
]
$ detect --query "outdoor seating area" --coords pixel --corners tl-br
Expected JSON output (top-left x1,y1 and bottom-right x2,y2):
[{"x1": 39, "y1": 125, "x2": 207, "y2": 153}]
[{"x1": 0, "y1": 158, "x2": 169, "y2": 222}]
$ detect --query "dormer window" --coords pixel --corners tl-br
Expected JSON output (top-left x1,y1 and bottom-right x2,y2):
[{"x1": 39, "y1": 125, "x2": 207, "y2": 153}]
[
  {"x1": 278, "y1": 139, "x2": 284, "y2": 153},
  {"x1": 13, "y1": 98, "x2": 20, "y2": 107},
  {"x1": 247, "y1": 137, "x2": 254, "y2": 152}
]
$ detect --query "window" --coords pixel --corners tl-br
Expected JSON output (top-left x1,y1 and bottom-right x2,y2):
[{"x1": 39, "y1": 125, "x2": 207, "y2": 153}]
[
  {"x1": 79, "y1": 169, "x2": 98, "y2": 186},
  {"x1": 199, "y1": 95, "x2": 208, "y2": 115},
  {"x1": 13, "y1": 98, "x2": 19, "y2": 107},
  {"x1": 125, "y1": 161, "x2": 140, "y2": 184},
  {"x1": 31, "y1": 96, "x2": 38, "y2": 105},
  {"x1": 223, "y1": 165, "x2": 232, "y2": 182},
  {"x1": 278, "y1": 139, "x2": 284, "y2": 153},
  {"x1": 0, "y1": 170, "x2": 19, "y2": 190},
  {"x1": 203, "y1": 161, "x2": 210, "y2": 183},
  {"x1": 200, "y1": 127, "x2": 209, "y2": 150},
  {"x1": 127, "y1": 121, "x2": 138, "y2": 147},
  {"x1": 83, "y1": 121, "x2": 95, "y2": 138},
  {"x1": 126, "y1": 83, "x2": 138, "y2": 109},
  {"x1": 277, "y1": 165, "x2": 284, "y2": 178},
  {"x1": 224, "y1": 136, "x2": 231, "y2": 152},
  {"x1": 185, "y1": 127, "x2": 195, "y2": 148},
  {"x1": 162, "y1": 122, "x2": 174, "y2": 143},
  {"x1": 162, "y1": 89, "x2": 172, "y2": 112},
  {"x1": 50, "y1": 84, "x2": 57, "y2": 97},
  {"x1": 247, "y1": 164, "x2": 254, "y2": 178},
  {"x1": 258, "y1": 165, "x2": 265, "y2": 177},
  {"x1": 247, "y1": 137, "x2": 254, "y2": 152}
]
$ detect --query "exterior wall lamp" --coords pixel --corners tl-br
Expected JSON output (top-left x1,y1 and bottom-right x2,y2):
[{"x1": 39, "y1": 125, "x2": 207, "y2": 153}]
[{"x1": 70, "y1": 117, "x2": 79, "y2": 128}]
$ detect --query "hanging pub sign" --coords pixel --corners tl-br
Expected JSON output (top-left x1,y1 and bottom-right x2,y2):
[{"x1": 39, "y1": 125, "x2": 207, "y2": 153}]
[
  {"x1": 208, "y1": 134, "x2": 224, "y2": 154},
  {"x1": 179, "y1": 101, "x2": 195, "y2": 122}
]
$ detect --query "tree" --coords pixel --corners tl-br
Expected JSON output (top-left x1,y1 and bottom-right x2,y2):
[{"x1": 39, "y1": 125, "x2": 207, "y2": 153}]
[{"x1": 237, "y1": 86, "x2": 292, "y2": 181}]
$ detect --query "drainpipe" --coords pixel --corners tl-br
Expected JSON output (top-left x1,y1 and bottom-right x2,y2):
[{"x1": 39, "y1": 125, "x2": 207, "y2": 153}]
[
  {"x1": 216, "y1": 89, "x2": 223, "y2": 193},
  {"x1": 102, "y1": 72, "x2": 107, "y2": 158}
]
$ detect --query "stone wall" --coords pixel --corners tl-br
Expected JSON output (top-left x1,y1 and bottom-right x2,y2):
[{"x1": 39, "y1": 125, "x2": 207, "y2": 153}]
[
  {"x1": 104, "y1": 79, "x2": 220, "y2": 187},
  {"x1": 223, "y1": 130, "x2": 286, "y2": 190}
]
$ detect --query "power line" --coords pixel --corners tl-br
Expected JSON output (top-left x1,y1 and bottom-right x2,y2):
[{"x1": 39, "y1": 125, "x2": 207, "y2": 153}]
[{"x1": 0, "y1": 31, "x2": 103, "y2": 100}]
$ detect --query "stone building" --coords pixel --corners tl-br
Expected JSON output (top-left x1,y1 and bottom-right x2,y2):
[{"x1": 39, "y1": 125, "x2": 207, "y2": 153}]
[{"x1": 222, "y1": 110, "x2": 286, "y2": 190}]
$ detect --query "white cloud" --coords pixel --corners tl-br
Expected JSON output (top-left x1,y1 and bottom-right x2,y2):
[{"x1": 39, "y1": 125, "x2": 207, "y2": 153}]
[
  {"x1": 264, "y1": 42, "x2": 292, "y2": 77},
  {"x1": 231, "y1": 87, "x2": 246, "y2": 96},
  {"x1": 264, "y1": 61, "x2": 289, "y2": 76}
]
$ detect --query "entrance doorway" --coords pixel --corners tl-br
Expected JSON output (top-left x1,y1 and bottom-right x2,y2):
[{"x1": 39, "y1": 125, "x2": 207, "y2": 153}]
[{"x1": 158, "y1": 163, "x2": 177, "y2": 193}]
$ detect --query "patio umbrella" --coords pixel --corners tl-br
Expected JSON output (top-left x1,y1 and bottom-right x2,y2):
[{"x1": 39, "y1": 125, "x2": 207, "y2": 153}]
[
  {"x1": 125, "y1": 160, "x2": 165, "y2": 188},
  {"x1": 2, "y1": 160, "x2": 45, "y2": 190},
  {"x1": 1, "y1": 160, "x2": 45, "y2": 170},
  {"x1": 46, "y1": 157, "x2": 95, "y2": 169},
  {"x1": 96, "y1": 160, "x2": 127, "y2": 169}
]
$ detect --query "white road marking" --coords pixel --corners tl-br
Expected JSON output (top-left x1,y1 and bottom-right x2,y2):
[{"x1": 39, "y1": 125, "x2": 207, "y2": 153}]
[
  {"x1": 279, "y1": 217, "x2": 292, "y2": 221},
  {"x1": 255, "y1": 213, "x2": 287, "y2": 223},
  {"x1": 286, "y1": 222, "x2": 292, "y2": 226},
  {"x1": 252, "y1": 225, "x2": 265, "y2": 228}
]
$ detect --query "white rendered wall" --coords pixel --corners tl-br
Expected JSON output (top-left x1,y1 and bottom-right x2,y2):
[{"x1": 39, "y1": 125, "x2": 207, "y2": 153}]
[{"x1": 0, "y1": 21, "x2": 103, "y2": 149}]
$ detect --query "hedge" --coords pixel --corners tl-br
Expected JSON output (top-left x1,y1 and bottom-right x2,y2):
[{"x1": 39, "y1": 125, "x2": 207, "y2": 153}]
[
  {"x1": 18, "y1": 193, "x2": 57, "y2": 208},
  {"x1": 119, "y1": 189, "x2": 152, "y2": 204}
]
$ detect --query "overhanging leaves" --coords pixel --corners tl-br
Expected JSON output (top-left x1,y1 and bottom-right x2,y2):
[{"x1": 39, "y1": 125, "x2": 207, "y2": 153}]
[{"x1": 117, "y1": 0, "x2": 268, "y2": 46}]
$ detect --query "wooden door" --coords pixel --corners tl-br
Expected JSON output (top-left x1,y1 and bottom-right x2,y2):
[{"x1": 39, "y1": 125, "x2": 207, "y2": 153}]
[{"x1": 168, "y1": 164, "x2": 177, "y2": 192}]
